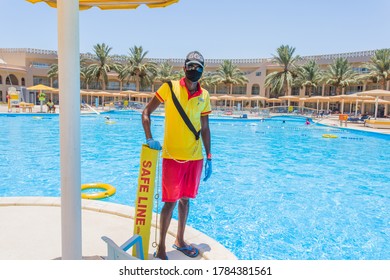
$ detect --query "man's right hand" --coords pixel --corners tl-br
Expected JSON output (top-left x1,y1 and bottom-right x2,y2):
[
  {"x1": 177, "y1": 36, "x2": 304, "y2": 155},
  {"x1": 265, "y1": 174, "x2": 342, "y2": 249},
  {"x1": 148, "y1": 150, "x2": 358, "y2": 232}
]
[{"x1": 146, "y1": 138, "x2": 162, "y2": 150}]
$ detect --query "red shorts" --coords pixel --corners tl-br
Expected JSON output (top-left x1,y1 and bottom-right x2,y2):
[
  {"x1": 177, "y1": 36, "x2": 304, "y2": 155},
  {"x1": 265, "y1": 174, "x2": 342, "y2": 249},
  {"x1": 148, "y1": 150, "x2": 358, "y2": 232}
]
[{"x1": 161, "y1": 158, "x2": 203, "y2": 202}]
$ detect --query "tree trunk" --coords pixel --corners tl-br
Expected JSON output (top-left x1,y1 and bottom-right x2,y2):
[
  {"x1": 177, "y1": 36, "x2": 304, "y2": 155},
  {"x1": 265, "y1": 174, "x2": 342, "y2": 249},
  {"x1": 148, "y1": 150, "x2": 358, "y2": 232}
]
[
  {"x1": 336, "y1": 85, "x2": 341, "y2": 96},
  {"x1": 136, "y1": 76, "x2": 140, "y2": 92},
  {"x1": 283, "y1": 75, "x2": 288, "y2": 96}
]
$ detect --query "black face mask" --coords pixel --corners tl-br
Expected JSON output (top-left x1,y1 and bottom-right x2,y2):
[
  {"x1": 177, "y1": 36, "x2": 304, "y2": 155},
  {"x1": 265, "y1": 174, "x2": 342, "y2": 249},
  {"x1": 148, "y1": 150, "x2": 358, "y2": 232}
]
[{"x1": 185, "y1": 70, "x2": 202, "y2": 82}]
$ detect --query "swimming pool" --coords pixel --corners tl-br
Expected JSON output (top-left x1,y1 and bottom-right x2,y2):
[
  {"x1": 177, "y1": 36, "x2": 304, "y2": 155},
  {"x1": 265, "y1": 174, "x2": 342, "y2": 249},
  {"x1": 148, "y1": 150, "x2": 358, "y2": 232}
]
[{"x1": 1, "y1": 112, "x2": 389, "y2": 260}]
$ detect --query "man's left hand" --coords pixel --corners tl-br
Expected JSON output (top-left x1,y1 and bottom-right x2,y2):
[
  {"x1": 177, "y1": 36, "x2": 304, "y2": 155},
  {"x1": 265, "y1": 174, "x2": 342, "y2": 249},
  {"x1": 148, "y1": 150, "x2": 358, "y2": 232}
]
[{"x1": 203, "y1": 159, "x2": 212, "y2": 182}]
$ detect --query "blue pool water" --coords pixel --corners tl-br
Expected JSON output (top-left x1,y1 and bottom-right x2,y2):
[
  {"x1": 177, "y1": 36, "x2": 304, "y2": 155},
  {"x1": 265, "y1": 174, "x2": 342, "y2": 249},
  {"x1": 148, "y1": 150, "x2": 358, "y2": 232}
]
[{"x1": 1, "y1": 111, "x2": 389, "y2": 260}]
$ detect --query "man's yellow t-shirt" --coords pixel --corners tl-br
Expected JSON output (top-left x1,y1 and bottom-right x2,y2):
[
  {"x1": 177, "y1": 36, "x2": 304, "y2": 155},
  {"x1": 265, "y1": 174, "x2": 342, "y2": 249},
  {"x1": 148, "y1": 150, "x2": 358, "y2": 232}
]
[{"x1": 155, "y1": 78, "x2": 211, "y2": 160}]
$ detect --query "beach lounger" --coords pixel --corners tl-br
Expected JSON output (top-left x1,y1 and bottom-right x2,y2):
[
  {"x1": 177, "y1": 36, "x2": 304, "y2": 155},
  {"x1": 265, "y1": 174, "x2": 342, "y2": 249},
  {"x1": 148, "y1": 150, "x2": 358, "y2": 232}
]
[
  {"x1": 101, "y1": 235, "x2": 144, "y2": 260},
  {"x1": 364, "y1": 119, "x2": 390, "y2": 129},
  {"x1": 347, "y1": 115, "x2": 369, "y2": 123}
]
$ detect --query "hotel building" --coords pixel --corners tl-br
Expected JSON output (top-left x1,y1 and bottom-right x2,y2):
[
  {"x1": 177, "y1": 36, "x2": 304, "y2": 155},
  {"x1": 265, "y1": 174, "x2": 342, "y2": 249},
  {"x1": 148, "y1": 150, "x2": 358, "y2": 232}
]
[{"x1": 0, "y1": 48, "x2": 388, "y2": 114}]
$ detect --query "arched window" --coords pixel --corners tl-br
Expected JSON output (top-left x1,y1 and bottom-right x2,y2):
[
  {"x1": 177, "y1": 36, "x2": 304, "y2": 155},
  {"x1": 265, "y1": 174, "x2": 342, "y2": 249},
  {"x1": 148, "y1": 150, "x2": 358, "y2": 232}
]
[
  {"x1": 251, "y1": 84, "x2": 260, "y2": 95},
  {"x1": 21, "y1": 78, "x2": 26, "y2": 86},
  {"x1": 5, "y1": 74, "x2": 19, "y2": 86}
]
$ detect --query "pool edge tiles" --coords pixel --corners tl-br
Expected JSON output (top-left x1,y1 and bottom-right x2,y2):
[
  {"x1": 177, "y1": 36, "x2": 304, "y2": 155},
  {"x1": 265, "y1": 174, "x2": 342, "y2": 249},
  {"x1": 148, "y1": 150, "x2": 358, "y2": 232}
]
[{"x1": 0, "y1": 197, "x2": 237, "y2": 260}]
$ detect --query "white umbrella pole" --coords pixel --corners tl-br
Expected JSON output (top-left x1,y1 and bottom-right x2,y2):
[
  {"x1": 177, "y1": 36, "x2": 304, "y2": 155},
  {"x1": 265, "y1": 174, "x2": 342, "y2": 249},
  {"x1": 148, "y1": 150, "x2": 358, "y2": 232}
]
[
  {"x1": 58, "y1": 0, "x2": 82, "y2": 260},
  {"x1": 355, "y1": 100, "x2": 358, "y2": 116},
  {"x1": 39, "y1": 90, "x2": 43, "y2": 113},
  {"x1": 374, "y1": 96, "x2": 379, "y2": 119}
]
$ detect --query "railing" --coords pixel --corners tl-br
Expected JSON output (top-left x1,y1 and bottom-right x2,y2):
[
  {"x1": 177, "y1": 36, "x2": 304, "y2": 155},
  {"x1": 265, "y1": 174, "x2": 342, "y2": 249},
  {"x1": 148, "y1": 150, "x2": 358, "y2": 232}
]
[
  {"x1": 0, "y1": 48, "x2": 378, "y2": 65},
  {"x1": 300, "y1": 50, "x2": 377, "y2": 61},
  {"x1": 0, "y1": 48, "x2": 57, "y2": 56}
]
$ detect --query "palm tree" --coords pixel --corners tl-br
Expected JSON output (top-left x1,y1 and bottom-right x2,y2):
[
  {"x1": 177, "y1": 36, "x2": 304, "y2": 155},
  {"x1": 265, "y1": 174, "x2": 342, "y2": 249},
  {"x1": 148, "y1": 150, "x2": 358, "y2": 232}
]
[
  {"x1": 119, "y1": 45, "x2": 157, "y2": 91},
  {"x1": 296, "y1": 60, "x2": 323, "y2": 97},
  {"x1": 79, "y1": 57, "x2": 92, "y2": 89},
  {"x1": 362, "y1": 48, "x2": 390, "y2": 90},
  {"x1": 86, "y1": 43, "x2": 117, "y2": 90},
  {"x1": 155, "y1": 61, "x2": 177, "y2": 83},
  {"x1": 48, "y1": 57, "x2": 90, "y2": 89},
  {"x1": 200, "y1": 71, "x2": 217, "y2": 88},
  {"x1": 212, "y1": 60, "x2": 248, "y2": 94},
  {"x1": 47, "y1": 63, "x2": 58, "y2": 88},
  {"x1": 324, "y1": 57, "x2": 358, "y2": 95},
  {"x1": 265, "y1": 45, "x2": 300, "y2": 97}
]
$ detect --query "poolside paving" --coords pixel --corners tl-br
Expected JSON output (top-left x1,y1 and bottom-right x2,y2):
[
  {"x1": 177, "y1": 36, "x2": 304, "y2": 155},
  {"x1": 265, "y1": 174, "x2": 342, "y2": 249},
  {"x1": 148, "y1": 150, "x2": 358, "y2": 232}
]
[
  {"x1": 313, "y1": 115, "x2": 390, "y2": 135},
  {"x1": 0, "y1": 197, "x2": 236, "y2": 260}
]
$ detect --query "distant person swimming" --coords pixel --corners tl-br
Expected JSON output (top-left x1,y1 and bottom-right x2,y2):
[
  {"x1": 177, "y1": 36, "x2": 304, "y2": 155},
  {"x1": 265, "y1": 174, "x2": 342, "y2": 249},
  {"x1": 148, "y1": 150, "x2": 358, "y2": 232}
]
[{"x1": 305, "y1": 118, "x2": 310, "y2": 125}]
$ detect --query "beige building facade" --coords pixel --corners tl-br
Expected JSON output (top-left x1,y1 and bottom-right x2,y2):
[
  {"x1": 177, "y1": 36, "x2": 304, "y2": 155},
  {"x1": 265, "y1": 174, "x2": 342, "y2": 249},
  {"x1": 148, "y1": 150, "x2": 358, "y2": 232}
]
[{"x1": 0, "y1": 48, "x2": 387, "y2": 114}]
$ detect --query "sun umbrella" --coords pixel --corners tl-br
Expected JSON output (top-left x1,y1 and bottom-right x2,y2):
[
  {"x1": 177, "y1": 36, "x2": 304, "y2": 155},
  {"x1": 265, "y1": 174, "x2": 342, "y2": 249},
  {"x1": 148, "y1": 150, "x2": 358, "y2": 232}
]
[
  {"x1": 26, "y1": 0, "x2": 179, "y2": 260},
  {"x1": 79, "y1": 90, "x2": 92, "y2": 105},
  {"x1": 299, "y1": 97, "x2": 307, "y2": 107},
  {"x1": 332, "y1": 94, "x2": 374, "y2": 115},
  {"x1": 235, "y1": 96, "x2": 249, "y2": 110},
  {"x1": 305, "y1": 96, "x2": 330, "y2": 113},
  {"x1": 27, "y1": 0, "x2": 179, "y2": 9},
  {"x1": 357, "y1": 89, "x2": 390, "y2": 119},
  {"x1": 121, "y1": 89, "x2": 140, "y2": 100},
  {"x1": 209, "y1": 96, "x2": 219, "y2": 109},
  {"x1": 218, "y1": 94, "x2": 236, "y2": 108},
  {"x1": 266, "y1": 98, "x2": 281, "y2": 107},
  {"x1": 362, "y1": 98, "x2": 390, "y2": 104},
  {"x1": 132, "y1": 92, "x2": 154, "y2": 103},
  {"x1": 26, "y1": 84, "x2": 55, "y2": 91},
  {"x1": 250, "y1": 95, "x2": 267, "y2": 108},
  {"x1": 338, "y1": 93, "x2": 374, "y2": 116},
  {"x1": 133, "y1": 92, "x2": 154, "y2": 98},
  {"x1": 279, "y1": 95, "x2": 300, "y2": 106},
  {"x1": 362, "y1": 98, "x2": 390, "y2": 117},
  {"x1": 27, "y1": 84, "x2": 56, "y2": 112}
]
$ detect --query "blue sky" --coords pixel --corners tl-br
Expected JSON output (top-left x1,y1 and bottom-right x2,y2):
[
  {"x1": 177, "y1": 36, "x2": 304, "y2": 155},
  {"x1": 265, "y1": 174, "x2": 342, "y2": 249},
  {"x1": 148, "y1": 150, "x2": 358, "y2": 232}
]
[{"x1": 2, "y1": 0, "x2": 390, "y2": 59}]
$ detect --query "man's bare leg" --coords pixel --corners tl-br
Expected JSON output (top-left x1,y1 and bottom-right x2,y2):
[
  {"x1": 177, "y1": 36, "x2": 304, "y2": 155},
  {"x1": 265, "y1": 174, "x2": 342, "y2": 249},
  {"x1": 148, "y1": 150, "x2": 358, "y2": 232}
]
[{"x1": 155, "y1": 201, "x2": 176, "y2": 260}]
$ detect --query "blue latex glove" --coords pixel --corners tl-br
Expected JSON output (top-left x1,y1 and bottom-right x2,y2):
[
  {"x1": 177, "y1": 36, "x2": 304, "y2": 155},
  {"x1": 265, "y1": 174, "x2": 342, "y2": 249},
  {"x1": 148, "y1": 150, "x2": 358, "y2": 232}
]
[
  {"x1": 203, "y1": 159, "x2": 212, "y2": 182},
  {"x1": 146, "y1": 138, "x2": 162, "y2": 150}
]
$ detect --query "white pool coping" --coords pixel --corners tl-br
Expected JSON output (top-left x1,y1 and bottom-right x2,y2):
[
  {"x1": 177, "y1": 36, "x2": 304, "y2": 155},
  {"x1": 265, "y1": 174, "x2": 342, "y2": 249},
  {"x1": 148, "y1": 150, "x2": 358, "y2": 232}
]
[{"x1": 0, "y1": 197, "x2": 237, "y2": 260}]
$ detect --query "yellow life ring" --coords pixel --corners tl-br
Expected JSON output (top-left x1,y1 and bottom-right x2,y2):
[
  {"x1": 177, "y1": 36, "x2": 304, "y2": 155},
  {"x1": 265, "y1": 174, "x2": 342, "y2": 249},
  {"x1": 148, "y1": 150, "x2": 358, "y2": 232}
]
[
  {"x1": 81, "y1": 183, "x2": 116, "y2": 199},
  {"x1": 105, "y1": 120, "x2": 116, "y2": 125},
  {"x1": 322, "y1": 134, "x2": 338, "y2": 138}
]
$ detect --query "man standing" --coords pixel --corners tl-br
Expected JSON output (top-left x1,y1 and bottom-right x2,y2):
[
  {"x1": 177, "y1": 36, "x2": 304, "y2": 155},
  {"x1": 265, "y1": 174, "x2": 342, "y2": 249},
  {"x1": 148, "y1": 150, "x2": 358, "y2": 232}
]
[{"x1": 142, "y1": 51, "x2": 212, "y2": 260}]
